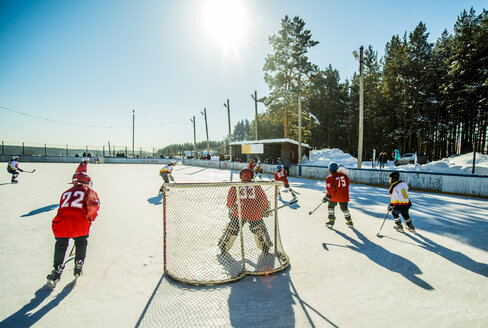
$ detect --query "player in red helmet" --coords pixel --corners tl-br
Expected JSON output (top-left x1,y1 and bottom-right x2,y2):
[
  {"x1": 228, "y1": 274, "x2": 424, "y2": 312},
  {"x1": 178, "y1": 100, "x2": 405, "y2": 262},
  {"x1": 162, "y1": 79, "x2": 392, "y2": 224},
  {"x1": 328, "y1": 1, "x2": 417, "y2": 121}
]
[
  {"x1": 218, "y1": 168, "x2": 272, "y2": 253},
  {"x1": 46, "y1": 172, "x2": 100, "y2": 288},
  {"x1": 75, "y1": 157, "x2": 89, "y2": 173}
]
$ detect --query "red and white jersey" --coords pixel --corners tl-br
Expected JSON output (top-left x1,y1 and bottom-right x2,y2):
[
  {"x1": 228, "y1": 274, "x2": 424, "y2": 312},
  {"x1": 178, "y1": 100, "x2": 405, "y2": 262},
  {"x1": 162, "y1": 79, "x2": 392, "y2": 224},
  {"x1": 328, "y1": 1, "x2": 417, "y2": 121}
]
[
  {"x1": 227, "y1": 184, "x2": 268, "y2": 221},
  {"x1": 389, "y1": 181, "x2": 411, "y2": 206},
  {"x1": 325, "y1": 172, "x2": 350, "y2": 203},
  {"x1": 160, "y1": 165, "x2": 173, "y2": 175},
  {"x1": 274, "y1": 169, "x2": 289, "y2": 185},
  {"x1": 255, "y1": 162, "x2": 262, "y2": 170},
  {"x1": 52, "y1": 185, "x2": 100, "y2": 238},
  {"x1": 76, "y1": 162, "x2": 88, "y2": 173},
  {"x1": 248, "y1": 160, "x2": 255, "y2": 170}
]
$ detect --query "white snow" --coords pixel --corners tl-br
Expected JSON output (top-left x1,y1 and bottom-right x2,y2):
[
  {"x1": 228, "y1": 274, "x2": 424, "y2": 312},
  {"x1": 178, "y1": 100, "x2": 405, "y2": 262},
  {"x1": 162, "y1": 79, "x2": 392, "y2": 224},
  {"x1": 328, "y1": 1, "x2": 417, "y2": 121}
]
[
  {"x1": 305, "y1": 148, "x2": 488, "y2": 175},
  {"x1": 0, "y1": 162, "x2": 487, "y2": 328}
]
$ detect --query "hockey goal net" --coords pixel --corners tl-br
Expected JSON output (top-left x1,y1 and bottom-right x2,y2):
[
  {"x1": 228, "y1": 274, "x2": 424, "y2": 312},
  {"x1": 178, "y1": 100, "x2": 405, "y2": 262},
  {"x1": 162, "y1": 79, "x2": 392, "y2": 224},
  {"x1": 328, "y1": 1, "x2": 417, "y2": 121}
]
[{"x1": 163, "y1": 181, "x2": 290, "y2": 285}]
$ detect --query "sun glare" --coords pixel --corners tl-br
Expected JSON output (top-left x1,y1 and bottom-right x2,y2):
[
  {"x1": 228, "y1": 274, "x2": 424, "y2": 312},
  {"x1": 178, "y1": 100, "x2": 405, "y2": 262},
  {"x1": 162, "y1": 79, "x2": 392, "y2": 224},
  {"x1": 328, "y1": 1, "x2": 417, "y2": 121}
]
[{"x1": 201, "y1": 0, "x2": 249, "y2": 53}]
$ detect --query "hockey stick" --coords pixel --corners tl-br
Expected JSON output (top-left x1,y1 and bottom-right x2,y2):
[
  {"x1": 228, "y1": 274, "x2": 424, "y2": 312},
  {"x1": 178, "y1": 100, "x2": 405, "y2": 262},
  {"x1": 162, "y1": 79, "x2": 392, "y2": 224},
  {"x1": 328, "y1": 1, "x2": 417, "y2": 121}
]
[
  {"x1": 263, "y1": 199, "x2": 298, "y2": 216},
  {"x1": 376, "y1": 209, "x2": 390, "y2": 237},
  {"x1": 308, "y1": 202, "x2": 324, "y2": 215},
  {"x1": 22, "y1": 169, "x2": 36, "y2": 173},
  {"x1": 69, "y1": 245, "x2": 75, "y2": 257}
]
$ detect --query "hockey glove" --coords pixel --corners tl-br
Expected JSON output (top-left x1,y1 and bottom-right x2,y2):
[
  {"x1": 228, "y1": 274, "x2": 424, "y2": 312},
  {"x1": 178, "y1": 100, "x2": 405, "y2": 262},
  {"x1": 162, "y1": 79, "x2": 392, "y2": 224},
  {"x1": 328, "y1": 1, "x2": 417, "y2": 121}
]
[
  {"x1": 169, "y1": 175, "x2": 175, "y2": 182},
  {"x1": 322, "y1": 195, "x2": 330, "y2": 203},
  {"x1": 387, "y1": 204, "x2": 395, "y2": 212}
]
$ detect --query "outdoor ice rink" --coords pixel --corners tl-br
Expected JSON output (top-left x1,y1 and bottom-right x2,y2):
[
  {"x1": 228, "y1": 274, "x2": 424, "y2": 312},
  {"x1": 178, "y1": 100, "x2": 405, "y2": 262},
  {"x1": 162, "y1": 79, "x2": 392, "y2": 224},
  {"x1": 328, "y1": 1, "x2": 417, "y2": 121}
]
[{"x1": 1, "y1": 162, "x2": 487, "y2": 328}]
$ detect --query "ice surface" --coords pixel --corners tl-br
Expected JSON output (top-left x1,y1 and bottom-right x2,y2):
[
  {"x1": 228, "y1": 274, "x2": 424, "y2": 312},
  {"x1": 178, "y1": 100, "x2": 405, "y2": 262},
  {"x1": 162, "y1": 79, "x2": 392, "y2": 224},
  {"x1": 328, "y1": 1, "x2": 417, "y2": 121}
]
[{"x1": 0, "y1": 162, "x2": 487, "y2": 328}]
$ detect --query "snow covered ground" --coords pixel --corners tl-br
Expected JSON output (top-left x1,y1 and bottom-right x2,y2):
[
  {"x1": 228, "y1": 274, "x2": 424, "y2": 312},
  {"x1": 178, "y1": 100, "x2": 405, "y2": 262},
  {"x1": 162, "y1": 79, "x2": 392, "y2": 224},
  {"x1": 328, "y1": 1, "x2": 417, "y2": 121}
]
[
  {"x1": 0, "y1": 162, "x2": 487, "y2": 328},
  {"x1": 305, "y1": 149, "x2": 488, "y2": 175}
]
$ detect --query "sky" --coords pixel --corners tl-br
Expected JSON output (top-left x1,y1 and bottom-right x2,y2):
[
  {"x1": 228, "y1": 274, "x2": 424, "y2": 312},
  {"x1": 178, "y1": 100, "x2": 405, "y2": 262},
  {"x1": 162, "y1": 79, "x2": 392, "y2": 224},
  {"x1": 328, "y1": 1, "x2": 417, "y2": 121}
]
[{"x1": 1, "y1": 0, "x2": 487, "y2": 150}]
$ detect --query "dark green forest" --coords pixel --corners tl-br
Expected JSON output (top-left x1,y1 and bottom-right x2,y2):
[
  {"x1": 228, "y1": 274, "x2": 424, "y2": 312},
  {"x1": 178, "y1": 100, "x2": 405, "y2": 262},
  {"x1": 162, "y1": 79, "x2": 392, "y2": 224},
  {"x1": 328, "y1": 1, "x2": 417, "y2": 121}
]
[{"x1": 161, "y1": 8, "x2": 487, "y2": 161}]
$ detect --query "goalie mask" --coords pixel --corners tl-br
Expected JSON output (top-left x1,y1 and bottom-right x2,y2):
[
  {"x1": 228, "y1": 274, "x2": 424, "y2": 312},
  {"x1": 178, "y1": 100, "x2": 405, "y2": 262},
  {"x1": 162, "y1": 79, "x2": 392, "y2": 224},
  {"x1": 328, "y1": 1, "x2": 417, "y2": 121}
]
[{"x1": 239, "y1": 168, "x2": 254, "y2": 181}]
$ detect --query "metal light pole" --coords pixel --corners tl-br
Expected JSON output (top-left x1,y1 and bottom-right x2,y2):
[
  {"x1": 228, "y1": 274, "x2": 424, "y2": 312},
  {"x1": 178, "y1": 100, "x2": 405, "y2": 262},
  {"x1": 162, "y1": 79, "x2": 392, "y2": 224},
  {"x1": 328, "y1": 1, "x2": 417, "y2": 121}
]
[
  {"x1": 132, "y1": 110, "x2": 135, "y2": 157},
  {"x1": 201, "y1": 108, "x2": 210, "y2": 158},
  {"x1": 353, "y1": 46, "x2": 364, "y2": 168},
  {"x1": 191, "y1": 116, "x2": 196, "y2": 158},
  {"x1": 224, "y1": 99, "x2": 232, "y2": 161},
  {"x1": 250, "y1": 91, "x2": 258, "y2": 140}
]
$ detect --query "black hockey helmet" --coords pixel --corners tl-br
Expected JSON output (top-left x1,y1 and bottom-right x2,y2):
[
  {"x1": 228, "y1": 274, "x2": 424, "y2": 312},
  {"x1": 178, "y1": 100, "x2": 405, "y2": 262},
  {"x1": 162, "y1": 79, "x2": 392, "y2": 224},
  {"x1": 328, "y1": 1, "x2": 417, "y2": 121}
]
[{"x1": 388, "y1": 171, "x2": 400, "y2": 184}]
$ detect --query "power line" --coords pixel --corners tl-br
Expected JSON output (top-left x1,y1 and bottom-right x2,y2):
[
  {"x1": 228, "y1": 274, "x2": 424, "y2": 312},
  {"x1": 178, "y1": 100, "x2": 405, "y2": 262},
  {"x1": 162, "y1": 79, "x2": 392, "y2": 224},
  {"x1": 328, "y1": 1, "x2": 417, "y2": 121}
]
[{"x1": 0, "y1": 105, "x2": 186, "y2": 129}]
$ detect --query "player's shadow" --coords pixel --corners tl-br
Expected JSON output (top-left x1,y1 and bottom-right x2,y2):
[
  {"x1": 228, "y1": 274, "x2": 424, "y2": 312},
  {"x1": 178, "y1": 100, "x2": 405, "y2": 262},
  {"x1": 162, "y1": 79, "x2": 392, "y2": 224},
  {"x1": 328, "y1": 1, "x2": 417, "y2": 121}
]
[
  {"x1": 147, "y1": 194, "x2": 162, "y2": 205},
  {"x1": 0, "y1": 182, "x2": 12, "y2": 186},
  {"x1": 333, "y1": 229, "x2": 434, "y2": 290},
  {"x1": 405, "y1": 233, "x2": 488, "y2": 277},
  {"x1": 21, "y1": 204, "x2": 59, "y2": 217},
  {"x1": 0, "y1": 282, "x2": 76, "y2": 328},
  {"x1": 135, "y1": 266, "x2": 338, "y2": 328}
]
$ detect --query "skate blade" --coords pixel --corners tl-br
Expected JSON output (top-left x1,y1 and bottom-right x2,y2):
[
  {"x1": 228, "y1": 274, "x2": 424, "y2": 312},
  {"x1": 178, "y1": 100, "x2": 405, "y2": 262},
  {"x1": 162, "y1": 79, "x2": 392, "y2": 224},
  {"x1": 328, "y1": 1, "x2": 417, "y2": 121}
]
[{"x1": 47, "y1": 280, "x2": 58, "y2": 289}]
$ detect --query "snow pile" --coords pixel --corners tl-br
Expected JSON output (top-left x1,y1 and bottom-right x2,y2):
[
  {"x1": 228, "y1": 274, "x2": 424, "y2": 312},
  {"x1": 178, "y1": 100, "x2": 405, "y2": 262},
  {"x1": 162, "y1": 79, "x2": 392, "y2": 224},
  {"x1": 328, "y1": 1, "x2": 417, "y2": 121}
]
[
  {"x1": 306, "y1": 149, "x2": 488, "y2": 175},
  {"x1": 304, "y1": 148, "x2": 358, "y2": 167}
]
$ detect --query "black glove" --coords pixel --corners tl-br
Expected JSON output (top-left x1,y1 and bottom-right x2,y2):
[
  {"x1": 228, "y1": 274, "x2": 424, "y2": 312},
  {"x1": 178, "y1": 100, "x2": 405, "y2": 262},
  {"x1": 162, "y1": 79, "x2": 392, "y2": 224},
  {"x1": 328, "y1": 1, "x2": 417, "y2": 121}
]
[
  {"x1": 388, "y1": 204, "x2": 394, "y2": 212},
  {"x1": 19, "y1": 169, "x2": 24, "y2": 172},
  {"x1": 322, "y1": 196, "x2": 329, "y2": 203}
]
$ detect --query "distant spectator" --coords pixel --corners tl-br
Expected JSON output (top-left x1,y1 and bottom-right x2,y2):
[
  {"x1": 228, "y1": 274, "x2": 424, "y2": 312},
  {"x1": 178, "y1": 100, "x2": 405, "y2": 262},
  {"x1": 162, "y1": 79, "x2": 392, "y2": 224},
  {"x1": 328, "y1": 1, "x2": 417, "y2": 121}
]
[
  {"x1": 284, "y1": 158, "x2": 290, "y2": 176},
  {"x1": 83, "y1": 152, "x2": 87, "y2": 157},
  {"x1": 75, "y1": 154, "x2": 79, "y2": 157},
  {"x1": 378, "y1": 152, "x2": 387, "y2": 169},
  {"x1": 301, "y1": 154, "x2": 308, "y2": 163},
  {"x1": 393, "y1": 149, "x2": 400, "y2": 166}
]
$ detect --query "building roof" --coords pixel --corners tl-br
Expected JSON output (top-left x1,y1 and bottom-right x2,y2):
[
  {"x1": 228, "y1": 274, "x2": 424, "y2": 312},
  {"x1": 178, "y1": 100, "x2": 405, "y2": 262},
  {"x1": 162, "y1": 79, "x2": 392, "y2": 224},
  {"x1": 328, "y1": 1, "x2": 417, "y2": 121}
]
[{"x1": 229, "y1": 138, "x2": 311, "y2": 148}]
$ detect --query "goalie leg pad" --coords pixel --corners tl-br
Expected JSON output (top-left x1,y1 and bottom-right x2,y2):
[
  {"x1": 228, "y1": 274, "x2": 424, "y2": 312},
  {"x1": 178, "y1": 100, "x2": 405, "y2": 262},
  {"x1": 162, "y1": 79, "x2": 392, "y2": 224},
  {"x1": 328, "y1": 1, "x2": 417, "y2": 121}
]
[
  {"x1": 218, "y1": 220, "x2": 240, "y2": 253},
  {"x1": 250, "y1": 221, "x2": 273, "y2": 251}
]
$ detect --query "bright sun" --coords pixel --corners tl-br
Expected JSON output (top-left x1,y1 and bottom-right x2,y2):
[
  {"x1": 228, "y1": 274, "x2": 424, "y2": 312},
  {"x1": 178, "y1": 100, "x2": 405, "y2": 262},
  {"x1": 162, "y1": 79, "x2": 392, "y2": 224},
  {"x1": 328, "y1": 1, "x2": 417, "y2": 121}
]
[{"x1": 201, "y1": 0, "x2": 249, "y2": 52}]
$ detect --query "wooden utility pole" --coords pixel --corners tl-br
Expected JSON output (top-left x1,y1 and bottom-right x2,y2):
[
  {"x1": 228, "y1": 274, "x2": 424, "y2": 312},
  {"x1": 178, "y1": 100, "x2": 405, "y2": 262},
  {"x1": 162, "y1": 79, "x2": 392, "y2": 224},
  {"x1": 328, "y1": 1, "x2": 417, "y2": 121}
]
[
  {"x1": 201, "y1": 108, "x2": 210, "y2": 158},
  {"x1": 191, "y1": 116, "x2": 197, "y2": 158},
  {"x1": 224, "y1": 99, "x2": 232, "y2": 161}
]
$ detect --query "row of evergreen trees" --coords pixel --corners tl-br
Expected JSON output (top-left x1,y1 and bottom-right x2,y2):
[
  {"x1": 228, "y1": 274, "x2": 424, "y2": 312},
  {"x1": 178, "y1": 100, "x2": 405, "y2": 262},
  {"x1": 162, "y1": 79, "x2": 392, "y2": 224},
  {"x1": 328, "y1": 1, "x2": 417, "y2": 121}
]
[{"x1": 162, "y1": 8, "x2": 487, "y2": 161}]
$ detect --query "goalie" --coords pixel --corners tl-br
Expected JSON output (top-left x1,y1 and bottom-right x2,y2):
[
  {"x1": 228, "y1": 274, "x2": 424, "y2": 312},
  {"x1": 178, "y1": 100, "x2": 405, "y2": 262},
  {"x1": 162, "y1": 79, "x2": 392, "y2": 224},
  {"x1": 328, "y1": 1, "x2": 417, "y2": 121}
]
[{"x1": 218, "y1": 168, "x2": 273, "y2": 254}]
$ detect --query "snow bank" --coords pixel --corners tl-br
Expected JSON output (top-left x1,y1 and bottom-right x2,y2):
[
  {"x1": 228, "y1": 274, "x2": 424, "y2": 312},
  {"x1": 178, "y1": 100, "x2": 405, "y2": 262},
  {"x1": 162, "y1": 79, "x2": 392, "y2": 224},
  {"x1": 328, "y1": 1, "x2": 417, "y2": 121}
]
[{"x1": 306, "y1": 149, "x2": 488, "y2": 175}]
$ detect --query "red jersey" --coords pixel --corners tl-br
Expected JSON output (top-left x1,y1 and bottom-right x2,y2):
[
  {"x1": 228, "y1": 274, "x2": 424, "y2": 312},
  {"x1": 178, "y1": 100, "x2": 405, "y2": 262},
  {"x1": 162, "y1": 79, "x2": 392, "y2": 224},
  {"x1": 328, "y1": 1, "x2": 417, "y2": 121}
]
[
  {"x1": 227, "y1": 184, "x2": 268, "y2": 221},
  {"x1": 52, "y1": 185, "x2": 100, "y2": 238},
  {"x1": 76, "y1": 162, "x2": 88, "y2": 173},
  {"x1": 248, "y1": 160, "x2": 255, "y2": 170},
  {"x1": 274, "y1": 169, "x2": 289, "y2": 185},
  {"x1": 325, "y1": 172, "x2": 350, "y2": 203}
]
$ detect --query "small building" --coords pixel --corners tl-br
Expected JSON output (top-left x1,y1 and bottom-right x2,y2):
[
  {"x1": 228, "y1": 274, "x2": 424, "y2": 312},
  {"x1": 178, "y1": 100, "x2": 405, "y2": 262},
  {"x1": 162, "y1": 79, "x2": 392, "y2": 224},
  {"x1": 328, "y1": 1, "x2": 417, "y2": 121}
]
[{"x1": 230, "y1": 138, "x2": 310, "y2": 164}]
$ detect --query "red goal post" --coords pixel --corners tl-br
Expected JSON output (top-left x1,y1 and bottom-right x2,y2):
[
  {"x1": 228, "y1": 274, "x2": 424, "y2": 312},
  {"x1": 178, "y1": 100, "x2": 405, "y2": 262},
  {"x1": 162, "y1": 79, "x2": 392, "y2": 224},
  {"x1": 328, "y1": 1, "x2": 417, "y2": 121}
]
[{"x1": 163, "y1": 180, "x2": 290, "y2": 285}]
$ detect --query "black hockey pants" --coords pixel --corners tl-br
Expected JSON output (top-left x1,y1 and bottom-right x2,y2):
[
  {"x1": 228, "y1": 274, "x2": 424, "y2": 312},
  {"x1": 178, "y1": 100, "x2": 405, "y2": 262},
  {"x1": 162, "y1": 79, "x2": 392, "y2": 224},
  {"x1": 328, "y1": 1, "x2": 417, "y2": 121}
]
[{"x1": 53, "y1": 235, "x2": 88, "y2": 269}]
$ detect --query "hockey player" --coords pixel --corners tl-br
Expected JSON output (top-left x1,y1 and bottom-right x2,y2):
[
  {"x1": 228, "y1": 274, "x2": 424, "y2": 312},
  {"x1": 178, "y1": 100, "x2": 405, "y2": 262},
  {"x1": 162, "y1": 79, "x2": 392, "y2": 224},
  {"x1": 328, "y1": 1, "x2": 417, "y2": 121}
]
[
  {"x1": 322, "y1": 162, "x2": 353, "y2": 228},
  {"x1": 159, "y1": 161, "x2": 176, "y2": 193},
  {"x1": 47, "y1": 172, "x2": 100, "y2": 288},
  {"x1": 76, "y1": 157, "x2": 89, "y2": 173},
  {"x1": 254, "y1": 160, "x2": 263, "y2": 179},
  {"x1": 7, "y1": 156, "x2": 23, "y2": 183},
  {"x1": 274, "y1": 165, "x2": 296, "y2": 198},
  {"x1": 388, "y1": 171, "x2": 415, "y2": 232},
  {"x1": 247, "y1": 158, "x2": 256, "y2": 172},
  {"x1": 218, "y1": 168, "x2": 273, "y2": 253}
]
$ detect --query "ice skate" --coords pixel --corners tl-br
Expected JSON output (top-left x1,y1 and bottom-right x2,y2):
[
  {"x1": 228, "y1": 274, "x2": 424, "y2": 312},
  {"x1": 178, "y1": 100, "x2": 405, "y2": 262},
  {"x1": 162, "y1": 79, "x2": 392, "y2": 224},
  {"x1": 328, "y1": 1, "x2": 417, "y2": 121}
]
[
  {"x1": 393, "y1": 222, "x2": 404, "y2": 232},
  {"x1": 74, "y1": 260, "x2": 84, "y2": 278},
  {"x1": 406, "y1": 222, "x2": 416, "y2": 233},
  {"x1": 346, "y1": 219, "x2": 354, "y2": 228},
  {"x1": 47, "y1": 264, "x2": 64, "y2": 288},
  {"x1": 326, "y1": 219, "x2": 335, "y2": 229}
]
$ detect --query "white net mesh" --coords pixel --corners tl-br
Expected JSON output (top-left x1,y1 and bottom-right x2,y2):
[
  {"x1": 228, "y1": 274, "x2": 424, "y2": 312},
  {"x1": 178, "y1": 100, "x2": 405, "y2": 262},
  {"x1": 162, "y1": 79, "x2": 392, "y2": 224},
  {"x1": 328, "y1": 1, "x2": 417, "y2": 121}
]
[{"x1": 163, "y1": 181, "x2": 290, "y2": 285}]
